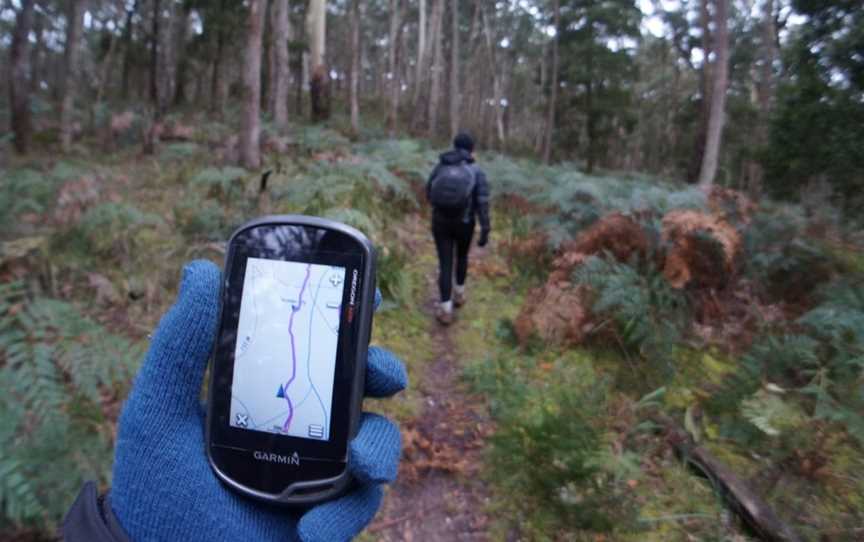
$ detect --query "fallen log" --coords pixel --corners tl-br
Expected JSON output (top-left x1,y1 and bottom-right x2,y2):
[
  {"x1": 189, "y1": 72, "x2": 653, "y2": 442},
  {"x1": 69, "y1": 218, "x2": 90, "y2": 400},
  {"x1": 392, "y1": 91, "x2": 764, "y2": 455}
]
[{"x1": 653, "y1": 414, "x2": 802, "y2": 542}]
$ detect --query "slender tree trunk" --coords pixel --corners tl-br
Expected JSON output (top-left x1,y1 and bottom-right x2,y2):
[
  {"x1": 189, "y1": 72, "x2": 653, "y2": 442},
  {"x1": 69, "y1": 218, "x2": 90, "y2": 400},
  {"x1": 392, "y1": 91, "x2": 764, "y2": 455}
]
[
  {"x1": 747, "y1": 0, "x2": 778, "y2": 195},
  {"x1": 480, "y1": 5, "x2": 504, "y2": 146},
  {"x1": 449, "y1": 0, "x2": 460, "y2": 138},
  {"x1": 173, "y1": 4, "x2": 192, "y2": 105},
  {"x1": 121, "y1": 0, "x2": 138, "y2": 101},
  {"x1": 350, "y1": 0, "x2": 362, "y2": 134},
  {"x1": 210, "y1": 0, "x2": 228, "y2": 115},
  {"x1": 29, "y1": 9, "x2": 43, "y2": 95},
  {"x1": 427, "y1": 0, "x2": 445, "y2": 137},
  {"x1": 688, "y1": 0, "x2": 713, "y2": 182},
  {"x1": 93, "y1": 13, "x2": 121, "y2": 131},
  {"x1": 307, "y1": 0, "x2": 330, "y2": 120},
  {"x1": 542, "y1": 0, "x2": 559, "y2": 164},
  {"x1": 9, "y1": 0, "x2": 35, "y2": 154},
  {"x1": 150, "y1": 0, "x2": 161, "y2": 108},
  {"x1": 272, "y1": 0, "x2": 290, "y2": 132},
  {"x1": 698, "y1": 0, "x2": 729, "y2": 187},
  {"x1": 414, "y1": 0, "x2": 427, "y2": 105},
  {"x1": 387, "y1": 0, "x2": 403, "y2": 136},
  {"x1": 240, "y1": 0, "x2": 266, "y2": 169},
  {"x1": 60, "y1": 0, "x2": 84, "y2": 152}
]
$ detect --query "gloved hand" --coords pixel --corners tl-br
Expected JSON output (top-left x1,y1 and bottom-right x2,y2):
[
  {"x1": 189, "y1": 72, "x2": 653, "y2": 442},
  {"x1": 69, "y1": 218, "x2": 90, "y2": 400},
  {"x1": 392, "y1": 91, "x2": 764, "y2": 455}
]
[
  {"x1": 109, "y1": 260, "x2": 407, "y2": 542},
  {"x1": 477, "y1": 229, "x2": 490, "y2": 248}
]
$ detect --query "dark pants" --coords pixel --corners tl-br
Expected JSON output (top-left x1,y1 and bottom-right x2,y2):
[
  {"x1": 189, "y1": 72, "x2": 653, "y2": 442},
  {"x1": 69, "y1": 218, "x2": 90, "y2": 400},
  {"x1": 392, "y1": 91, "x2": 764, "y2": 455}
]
[{"x1": 433, "y1": 220, "x2": 475, "y2": 302}]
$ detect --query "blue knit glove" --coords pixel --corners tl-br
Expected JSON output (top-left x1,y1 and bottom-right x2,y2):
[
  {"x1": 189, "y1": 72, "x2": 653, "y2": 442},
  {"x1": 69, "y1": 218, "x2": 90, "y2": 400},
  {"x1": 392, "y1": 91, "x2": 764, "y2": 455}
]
[{"x1": 109, "y1": 260, "x2": 407, "y2": 542}]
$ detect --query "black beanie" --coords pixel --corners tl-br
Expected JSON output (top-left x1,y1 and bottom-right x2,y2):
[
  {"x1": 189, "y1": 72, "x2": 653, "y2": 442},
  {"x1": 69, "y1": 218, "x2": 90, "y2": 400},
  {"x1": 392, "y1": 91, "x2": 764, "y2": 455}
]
[{"x1": 453, "y1": 133, "x2": 475, "y2": 153}]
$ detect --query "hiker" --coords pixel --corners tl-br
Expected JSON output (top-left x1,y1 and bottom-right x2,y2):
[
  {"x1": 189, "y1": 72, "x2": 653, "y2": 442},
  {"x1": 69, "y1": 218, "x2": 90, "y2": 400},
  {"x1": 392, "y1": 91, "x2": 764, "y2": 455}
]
[
  {"x1": 62, "y1": 261, "x2": 407, "y2": 541},
  {"x1": 426, "y1": 133, "x2": 491, "y2": 325}
]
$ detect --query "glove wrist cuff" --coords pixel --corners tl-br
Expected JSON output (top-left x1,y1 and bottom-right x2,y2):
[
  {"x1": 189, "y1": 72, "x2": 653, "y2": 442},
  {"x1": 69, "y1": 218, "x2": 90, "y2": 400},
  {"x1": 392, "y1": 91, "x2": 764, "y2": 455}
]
[{"x1": 63, "y1": 482, "x2": 131, "y2": 542}]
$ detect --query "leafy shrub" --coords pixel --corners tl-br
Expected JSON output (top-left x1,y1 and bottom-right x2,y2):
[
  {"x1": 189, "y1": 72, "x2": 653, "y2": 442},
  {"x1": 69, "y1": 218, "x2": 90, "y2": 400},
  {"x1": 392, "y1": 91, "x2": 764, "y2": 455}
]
[
  {"x1": 573, "y1": 256, "x2": 690, "y2": 367},
  {"x1": 376, "y1": 243, "x2": 413, "y2": 308},
  {"x1": 0, "y1": 282, "x2": 143, "y2": 527},
  {"x1": 353, "y1": 138, "x2": 431, "y2": 183},
  {"x1": 190, "y1": 166, "x2": 249, "y2": 204},
  {"x1": 68, "y1": 202, "x2": 163, "y2": 258},
  {"x1": 293, "y1": 125, "x2": 351, "y2": 154},
  {"x1": 173, "y1": 193, "x2": 234, "y2": 241},
  {"x1": 0, "y1": 161, "x2": 92, "y2": 232},
  {"x1": 466, "y1": 353, "x2": 640, "y2": 534}
]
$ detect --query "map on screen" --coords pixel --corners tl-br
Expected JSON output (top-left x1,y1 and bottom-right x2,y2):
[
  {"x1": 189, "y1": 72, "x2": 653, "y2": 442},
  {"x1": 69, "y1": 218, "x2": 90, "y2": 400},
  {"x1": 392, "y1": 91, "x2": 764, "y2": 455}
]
[{"x1": 229, "y1": 257, "x2": 345, "y2": 441}]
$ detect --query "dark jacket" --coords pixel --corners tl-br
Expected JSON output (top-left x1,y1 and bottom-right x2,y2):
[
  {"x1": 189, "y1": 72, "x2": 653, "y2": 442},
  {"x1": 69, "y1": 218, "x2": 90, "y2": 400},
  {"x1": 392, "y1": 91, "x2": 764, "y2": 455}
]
[{"x1": 426, "y1": 149, "x2": 491, "y2": 232}]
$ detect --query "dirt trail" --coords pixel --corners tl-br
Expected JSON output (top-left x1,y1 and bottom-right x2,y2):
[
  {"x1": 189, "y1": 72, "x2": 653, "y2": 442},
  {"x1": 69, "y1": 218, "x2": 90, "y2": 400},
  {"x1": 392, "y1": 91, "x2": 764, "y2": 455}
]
[{"x1": 368, "y1": 216, "x2": 493, "y2": 541}]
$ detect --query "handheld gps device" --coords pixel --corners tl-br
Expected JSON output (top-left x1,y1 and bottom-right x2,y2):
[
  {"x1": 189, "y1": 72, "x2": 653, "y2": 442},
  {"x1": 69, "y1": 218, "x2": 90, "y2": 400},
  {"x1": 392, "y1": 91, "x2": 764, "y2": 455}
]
[{"x1": 206, "y1": 215, "x2": 376, "y2": 506}]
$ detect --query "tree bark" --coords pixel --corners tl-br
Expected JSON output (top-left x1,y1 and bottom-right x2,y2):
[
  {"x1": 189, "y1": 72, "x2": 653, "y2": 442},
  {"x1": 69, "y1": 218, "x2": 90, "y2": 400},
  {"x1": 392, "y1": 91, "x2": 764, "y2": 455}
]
[
  {"x1": 542, "y1": 0, "x2": 559, "y2": 164},
  {"x1": 480, "y1": 5, "x2": 504, "y2": 146},
  {"x1": 60, "y1": 0, "x2": 85, "y2": 152},
  {"x1": 210, "y1": 0, "x2": 228, "y2": 115},
  {"x1": 387, "y1": 0, "x2": 404, "y2": 136},
  {"x1": 414, "y1": 0, "x2": 427, "y2": 105},
  {"x1": 9, "y1": 0, "x2": 35, "y2": 154},
  {"x1": 306, "y1": 0, "x2": 330, "y2": 120},
  {"x1": 698, "y1": 0, "x2": 729, "y2": 188},
  {"x1": 240, "y1": 0, "x2": 266, "y2": 169},
  {"x1": 449, "y1": 0, "x2": 460, "y2": 138},
  {"x1": 173, "y1": 3, "x2": 193, "y2": 105},
  {"x1": 150, "y1": 0, "x2": 161, "y2": 108},
  {"x1": 93, "y1": 8, "x2": 122, "y2": 131},
  {"x1": 121, "y1": 0, "x2": 139, "y2": 101},
  {"x1": 272, "y1": 0, "x2": 291, "y2": 132},
  {"x1": 427, "y1": 0, "x2": 445, "y2": 137},
  {"x1": 688, "y1": 0, "x2": 713, "y2": 182},
  {"x1": 350, "y1": 0, "x2": 362, "y2": 134}
]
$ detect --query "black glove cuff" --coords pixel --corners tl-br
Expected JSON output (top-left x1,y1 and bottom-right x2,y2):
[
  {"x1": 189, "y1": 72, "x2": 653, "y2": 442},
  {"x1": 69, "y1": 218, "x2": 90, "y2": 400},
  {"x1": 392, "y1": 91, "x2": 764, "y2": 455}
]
[{"x1": 62, "y1": 482, "x2": 131, "y2": 542}]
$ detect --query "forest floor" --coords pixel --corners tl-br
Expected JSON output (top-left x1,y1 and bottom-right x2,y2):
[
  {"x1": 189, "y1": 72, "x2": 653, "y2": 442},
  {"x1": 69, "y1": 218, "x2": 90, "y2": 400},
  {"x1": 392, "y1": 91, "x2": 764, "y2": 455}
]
[{"x1": 366, "y1": 214, "x2": 494, "y2": 541}]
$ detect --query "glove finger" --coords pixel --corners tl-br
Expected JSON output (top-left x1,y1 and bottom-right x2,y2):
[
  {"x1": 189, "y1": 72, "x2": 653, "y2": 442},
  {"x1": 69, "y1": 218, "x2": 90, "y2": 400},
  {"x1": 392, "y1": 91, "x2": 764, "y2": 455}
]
[
  {"x1": 365, "y1": 346, "x2": 408, "y2": 398},
  {"x1": 297, "y1": 484, "x2": 383, "y2": 542},
  {"x1": 349, "y1": 413, "x2": 401, "y2": 484},
  {"x1": 123, "y1": 260, "x2": 221, "y2": 423}
]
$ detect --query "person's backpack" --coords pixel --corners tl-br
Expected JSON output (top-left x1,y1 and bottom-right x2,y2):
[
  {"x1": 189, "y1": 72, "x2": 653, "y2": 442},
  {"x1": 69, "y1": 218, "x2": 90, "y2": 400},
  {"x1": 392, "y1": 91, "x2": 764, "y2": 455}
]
[{"x1": 429, "y1": 163, "x2": 475, "y2": 216}]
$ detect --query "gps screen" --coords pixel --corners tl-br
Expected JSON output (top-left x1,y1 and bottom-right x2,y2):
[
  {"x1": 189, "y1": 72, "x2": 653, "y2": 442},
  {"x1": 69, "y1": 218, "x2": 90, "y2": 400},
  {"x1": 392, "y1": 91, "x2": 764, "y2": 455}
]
[{"x1": 229, "y1": 257, "x2": 345, "y2": 441}]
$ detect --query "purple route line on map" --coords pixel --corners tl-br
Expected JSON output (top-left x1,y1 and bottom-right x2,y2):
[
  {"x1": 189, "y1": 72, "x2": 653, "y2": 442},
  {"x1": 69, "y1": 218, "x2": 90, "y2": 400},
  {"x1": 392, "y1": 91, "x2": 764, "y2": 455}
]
[{"x1": 282, "y1": 264, "x2": 312, "y2": 433}]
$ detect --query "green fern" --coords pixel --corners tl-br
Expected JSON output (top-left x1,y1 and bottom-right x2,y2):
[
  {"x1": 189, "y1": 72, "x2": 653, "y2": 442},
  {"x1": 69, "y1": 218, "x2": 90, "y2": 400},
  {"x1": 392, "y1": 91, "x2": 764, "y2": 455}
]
[
  {"x1": 0, "y1": 283, "x2": 143, "y2": 526},
  {"x1": 573, "y1": 256, "x2": 689, "y2": 366}
]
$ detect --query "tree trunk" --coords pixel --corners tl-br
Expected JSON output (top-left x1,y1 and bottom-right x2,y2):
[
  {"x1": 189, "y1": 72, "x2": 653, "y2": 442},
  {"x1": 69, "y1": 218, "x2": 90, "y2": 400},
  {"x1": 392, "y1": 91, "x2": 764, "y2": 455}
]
[
  {"x1": 387, "y1": 0, "x2": 403, "y2": 136},
  {"x1": 414, "y1": 0, "x2": 427, "y2": 105},
  {"x1": 427, "y1": 0, "x2": 445, "y2": 137},
  {"x1": 542, "y1": 0, "x2": 559, "y2": 164},
  {"x1": 150, "y1": 0, "x2": 161, "y2": 108},
  {"x1": 480, "y1": 5, "x2": 504, "y2": 146},
  {"x1": 747, "y1": 0, "x2": 778, "y2": 195},
  {"x1": 698, "y1": 0, "x2": 729, "y2": 188},
  {"x1": 173, "y1": 4, "x2": 193, "y2": 105},
  {"x1": 449, "y1": 0, "x2": 460, "y2": 138},
  {"x1": 121, "y1": 0, "x2": 139, "y2": 101},
  {"x1": 210, "y1": 0, "x2": 228, "y2": 115},
  {"x1": 307, "y1": 0, "x2": 330, "y2": 121},
  {"x1": 272, "y1": 0, "x2": 291, "y2": 132},
  {"x1": 350, "y1": 0, "x2": 362, "y2": 134},
  {"x1": 29, "y1": 9, "x2": 43, "y2": 95},
  {"x1": 240, "y1": 0, "x2": 266, "y2": 169},
  {"x1": 93, "y1": 10, "x2": 121, "y2": 132},
  {"x1": 688, "y1": 0, "x2": 713, "y2": 182},
  {"x1": 9, "y1": 0, "x2": 35, "y2": 154},
  {"x1": 60, "y1": 0, "x2": 85, "y2": 152}
]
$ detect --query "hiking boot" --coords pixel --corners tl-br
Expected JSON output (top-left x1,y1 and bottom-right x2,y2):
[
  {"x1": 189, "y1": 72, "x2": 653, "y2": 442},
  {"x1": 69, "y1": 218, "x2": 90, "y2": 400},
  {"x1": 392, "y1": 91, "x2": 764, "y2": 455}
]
[
  {"x1": 436, "y1": 306, "x2": 454, "y2": 326},
  {"x1": 454, "y1": 288, "x2": 467, "y2": 308}
]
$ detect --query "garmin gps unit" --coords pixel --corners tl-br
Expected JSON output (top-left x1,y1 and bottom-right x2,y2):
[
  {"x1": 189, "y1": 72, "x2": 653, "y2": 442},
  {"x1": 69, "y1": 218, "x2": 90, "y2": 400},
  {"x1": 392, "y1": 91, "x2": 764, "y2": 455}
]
[{"x1": 206, "y1": 215, "x2": 376, "y2": 506}]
